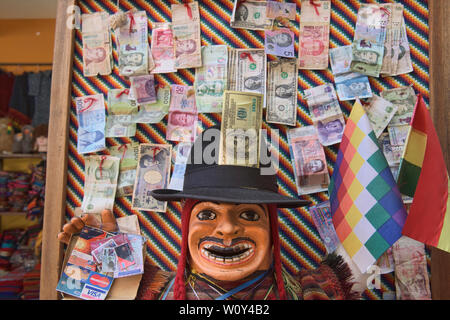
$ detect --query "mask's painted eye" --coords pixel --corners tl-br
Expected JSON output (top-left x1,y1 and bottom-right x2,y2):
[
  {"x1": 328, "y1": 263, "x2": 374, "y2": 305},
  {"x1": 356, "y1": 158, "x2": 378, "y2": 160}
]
[
  {"x1": 240, "y1": 211, "x2": 260, "y2": 221},
  {"x1": 196, "y1": 210, "x2": 216, "y2": 221}
]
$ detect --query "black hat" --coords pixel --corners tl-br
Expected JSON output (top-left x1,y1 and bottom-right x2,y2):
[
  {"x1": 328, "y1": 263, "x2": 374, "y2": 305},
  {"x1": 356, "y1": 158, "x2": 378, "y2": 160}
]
[{"x1": 151, "y1": 126, "x2": 309, "y2": 208}]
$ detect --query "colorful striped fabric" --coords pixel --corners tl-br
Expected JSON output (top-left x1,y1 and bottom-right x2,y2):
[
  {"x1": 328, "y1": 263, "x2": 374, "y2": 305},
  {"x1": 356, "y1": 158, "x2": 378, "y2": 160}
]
[{"x1": 66, "y1": 0, "x2": 431, "y2": 300}]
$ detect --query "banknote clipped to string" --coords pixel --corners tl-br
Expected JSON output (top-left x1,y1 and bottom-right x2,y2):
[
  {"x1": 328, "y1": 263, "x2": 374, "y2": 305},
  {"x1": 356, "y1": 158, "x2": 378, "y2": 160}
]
[
  {"x1": 230, "y1": 0, "x2": 273, "y2": 30},
  {"x1": 132, "y1": 144, "x2": 172, "y2": 213},
  {"x1": 109, "y1": 142, "x2": 139, "y2": 198},
  {"x1": 266, "y1": 58, "x2": 297, "y2": 126},
  {"x1": 195, "y1": 45, "x2": 229, "y2": 113},
  {"x1": 115, "y1": 10, "x2": 150, "y2": 77},
  {"x1": 105, "y1": 89, "x2": 138, "y2": 138},
  {"x1": 298, "y1": 0, "x2": 331, "y2": 70},
  {"x1": 75, "y1": 94, "x2": 107, "y2": 155},
  {"x1": 81, "y1": 155, "x2": 120, "y2": 214},
  {"x1": 287, "y1": 126, "x2": 330, "y2": 195},
  {"x1": 81, "y1": 12, "x2": 113, "y2": 77},
  {"x1": 167, "y1": 85, "x2": 198, "y2": 143},
  {"x1": 171, "y1": 1, "x2": 202, "y2": 69}
]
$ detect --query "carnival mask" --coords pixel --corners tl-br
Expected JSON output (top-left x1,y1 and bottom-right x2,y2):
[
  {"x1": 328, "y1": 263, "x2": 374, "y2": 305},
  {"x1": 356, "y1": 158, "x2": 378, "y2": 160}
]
[{"x1": 188, "y1": 202, "x2": 272, "y2": 282}]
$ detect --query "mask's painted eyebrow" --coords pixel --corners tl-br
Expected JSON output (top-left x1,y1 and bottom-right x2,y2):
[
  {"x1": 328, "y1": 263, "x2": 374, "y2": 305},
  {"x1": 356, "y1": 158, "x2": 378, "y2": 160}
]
[{"x1": 192, "y1": 202, "x2": 268, "y2": 216}]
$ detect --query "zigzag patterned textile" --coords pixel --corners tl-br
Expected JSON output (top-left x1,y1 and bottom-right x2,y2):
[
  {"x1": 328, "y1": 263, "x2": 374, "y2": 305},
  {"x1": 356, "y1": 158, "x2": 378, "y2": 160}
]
[{"x1": 66, "y1": 0, "x2": 431, "y2": 300}]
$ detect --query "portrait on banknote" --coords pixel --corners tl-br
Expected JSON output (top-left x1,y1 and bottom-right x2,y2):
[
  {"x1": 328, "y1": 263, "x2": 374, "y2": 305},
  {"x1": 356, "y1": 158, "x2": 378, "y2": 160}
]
[
  {"x1": 132, "y1": 144, "x2": 172, "y2": 213},
  {"x1": 315, "y1": 115, "x2": 345, "y2": 146},
  {"x1": 265, "y1": 29, "x2": 295, "y2": 58}
]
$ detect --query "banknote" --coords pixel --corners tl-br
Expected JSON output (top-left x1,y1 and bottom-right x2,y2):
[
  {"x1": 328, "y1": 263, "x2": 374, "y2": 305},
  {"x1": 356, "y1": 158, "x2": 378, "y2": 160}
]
[
  {"x1": 298, "y1": 0, "x2": 331, "y2": 70},
  {"x1": 287, "y1": 126, "x2": 330, "y2": 195},
  {"x1": 376, "y1": 247, "x2": 395, "y2": 274},
  {"x1": 394, "y1": 16, "x2": 413, "y2": 76},
  {"x1": 195, "y1": 45, "x2": 228, "y2": 113},
  {"x1": 227, "y1": 48, "x2": 238, "y2": 91},
  {"x1": 219, "y1": 91, "x2": 264, "y2": 168},
  {"x1": 76, "y1": 94, "x2": 106, "y2": 154},
  {"x1": 132, "y1": 87, "x2": 171, "y2": 124},
  {"x1": 81, "y1": 12, "x2": 113, "y2": 77},
  {"x1": 329, "y1": 45, "x2": 353, "y2": 76},
  {"x1": 380, "y1": 4, "x2": 403, "y2": 76},
  {"x1": 351, "y1": 4, "x2": 389, "y2": 77},
  {"x1": 105, "y1": 89, "x2": 138, "y2": 138},
  {"x1": 378, "y1": 132, "x2": 402, "y2": 166},
  {"x1": 266, "y1": 58, "x2": 297, "y2": 126},
  {"x1": 265, "y1": 28, "x2": 295, "y2": 58},
  {"x1": 392, "y1": 236, "x2": 431, "y2": 300},
  {"x1": 303, "y1": 84, "x2": 345, "y2": 146},
  {"x1": 230, "y1": 0, "x2": 273, "y2": 30},
  {"x1": 81, "y1": 155, "x2": 120, "y2": 214},
  {"x1": 266, "y1": 1, "x2": 296, "y2": 20},
  {"x1": 235, "y1": 49, "x2": 267, "y2": 108},
  {"x1": 298, "y1": 23, "x2": 330, "y2": 70},
  {"x1": 168, "y1": 142, "x2": 192, "y2": 191},
  {"x1": 361, "y1": 94, "x2": 398, "y2": 138},
  {"x1": 132, "y1": 144, "x2": 172, "y2": 213},
  {"x1": 167, "y1": 85, "x2": 198, "y2": 143},
  {"x1": 150, "y1": 22, "x2": 176, "y2": 74},
  {"x1": 335, "y1": 72, "x2": 373, "y2": 101},
  {"x1": 130, "y1": 74, "x2": 156, "y2": 105},
  {"x1": 380, "y1": 86, "x2": 417, "y2": 126},
  {"x1": 172, "y1": 2, "x2": 202, "y2": 69},
  {"x1": 115, "y1": 11, "x2": 149, "y2": 77},
  {"x1": 109, "y1": 142, "x2": 139, "y2": 197},
  {"x1": 309, "y1": 201, "x2": 339, "y2": 253},
  {"x1": 388, "y1": 124, "x2": 410, "y2": 147}
]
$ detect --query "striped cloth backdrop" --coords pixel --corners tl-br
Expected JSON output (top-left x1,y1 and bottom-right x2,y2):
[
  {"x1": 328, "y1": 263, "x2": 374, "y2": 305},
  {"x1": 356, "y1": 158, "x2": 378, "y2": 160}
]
[{"x1": 66, "y1": 0, "x2": 431, "y2": 300}]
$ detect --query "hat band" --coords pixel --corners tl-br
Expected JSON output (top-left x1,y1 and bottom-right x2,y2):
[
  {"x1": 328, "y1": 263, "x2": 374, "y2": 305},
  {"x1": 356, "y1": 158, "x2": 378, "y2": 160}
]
[{"x1": 183, "y1": 165, "x2": 278, "y2": 193}]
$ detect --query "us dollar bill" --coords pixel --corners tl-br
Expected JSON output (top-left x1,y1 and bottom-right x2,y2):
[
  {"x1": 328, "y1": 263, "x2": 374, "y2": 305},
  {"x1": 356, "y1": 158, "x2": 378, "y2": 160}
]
[
  {"x1": 115, "y1": 11, "x2": 149, "y2": 77},
  {"x1": 105, "y1": 89, "x2": 138, "y2": 138},
  {"x1": 81, "y1": 12, "x2": 113, "y2": 77},
  {"x1": 266, "y1": 58, "x2": 297, "y2": 126},
  {"x1": 361, "y1": 94, "x2": 398, "y2": 138},
  {"x1": 380, "y1": 85, "x2": 416, "y2": 126},
  {"x1": 230, "y1": 0, "x2": 273, "y2": 30},
  {"x1": 75, "y1": 94, "x2": 107, "y2": 154},
  {"x1": 287, "y1": 126, "x2": 330, "y2": 195},
  {"x1": 219, "y1": 91, "x2": 263, "y2": 168},
  {"x1": 81, "y1": 155, "x2": 120, "y2": 213},
  {"x1": 109, "y1": 142, "x2": 139, "y2": 197},
  {"x1": 131, "y1": 87, "x2": 171, "y2": 124},
  {"x1": 235, "y1": 49, "x2": 267, "y2": 108},
  {"x1": 195, "y1": 45, "x2": 228, "y2": 113},
  {"x1": 351, "y1": 4, "x2": 389, "y2": 77},
  {"x1": 172, "y1": 1, "x2": 202, "y2": 69},
  {"x1": 132, "y1": 144, "x2": 172, "y2": 213}
]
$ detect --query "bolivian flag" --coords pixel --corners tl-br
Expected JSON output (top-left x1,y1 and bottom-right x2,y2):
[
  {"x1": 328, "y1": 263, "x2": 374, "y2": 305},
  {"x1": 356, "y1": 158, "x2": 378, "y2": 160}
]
[{"x1": 397, "y1": 95, "x2": 450, "y2": 253}]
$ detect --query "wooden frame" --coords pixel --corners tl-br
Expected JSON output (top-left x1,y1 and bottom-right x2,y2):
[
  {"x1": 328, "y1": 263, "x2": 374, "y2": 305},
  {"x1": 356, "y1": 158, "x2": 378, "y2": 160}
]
[{"x1": 39, "y1": 0, "x2": 450, "y2": 299}]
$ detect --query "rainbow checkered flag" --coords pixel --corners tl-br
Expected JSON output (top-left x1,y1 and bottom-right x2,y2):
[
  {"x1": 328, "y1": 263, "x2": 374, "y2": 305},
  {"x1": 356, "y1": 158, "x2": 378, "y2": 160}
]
[{"x1": 328, "y1": 99, "x2": 407, "y2": 273}]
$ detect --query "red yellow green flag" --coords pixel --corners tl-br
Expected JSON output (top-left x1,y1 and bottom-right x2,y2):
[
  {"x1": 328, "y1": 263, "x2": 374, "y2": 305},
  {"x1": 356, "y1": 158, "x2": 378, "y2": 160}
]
[{"x1": 397, "y1": 95, "x2": 450, "y2": 252}]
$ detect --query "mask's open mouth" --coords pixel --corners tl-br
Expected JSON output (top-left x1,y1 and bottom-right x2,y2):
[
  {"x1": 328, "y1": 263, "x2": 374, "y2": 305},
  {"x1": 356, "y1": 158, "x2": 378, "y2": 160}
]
[{"x1": 199, "y1": 240, "x2": 255, "y2": 266}]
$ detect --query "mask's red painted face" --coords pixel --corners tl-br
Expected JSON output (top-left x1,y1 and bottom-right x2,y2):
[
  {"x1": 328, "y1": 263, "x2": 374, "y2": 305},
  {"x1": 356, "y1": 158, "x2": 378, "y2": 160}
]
[{"x1": 188, "y1": 202, "x2": 272, "y2": 282}]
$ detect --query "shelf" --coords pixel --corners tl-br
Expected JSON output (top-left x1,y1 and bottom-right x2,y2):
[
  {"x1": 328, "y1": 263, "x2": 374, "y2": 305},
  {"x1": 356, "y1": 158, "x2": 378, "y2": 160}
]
[
  {"x1": 0, "y1": 211, "x2": 27, "y2": 216},
  {"x1": 0, "y1": 153, "x2": 46, "y2": 159}
]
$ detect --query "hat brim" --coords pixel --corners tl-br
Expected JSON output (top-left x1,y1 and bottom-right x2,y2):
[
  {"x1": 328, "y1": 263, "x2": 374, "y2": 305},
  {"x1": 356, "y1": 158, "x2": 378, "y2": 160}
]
[{"x1": 151, "y1": 187, "x2": 310, "y2": 208}]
